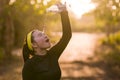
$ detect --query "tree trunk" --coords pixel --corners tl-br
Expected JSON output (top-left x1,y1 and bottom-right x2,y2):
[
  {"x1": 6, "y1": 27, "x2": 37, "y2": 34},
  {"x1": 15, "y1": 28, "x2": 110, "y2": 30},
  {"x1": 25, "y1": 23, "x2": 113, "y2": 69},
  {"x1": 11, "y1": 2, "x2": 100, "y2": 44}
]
[
  {"x1": 0, "y1": 0, "x2": 14, "y2": 57},
  {"x1": 3, "y1": 13, "x2": 14, "y2": 57}
]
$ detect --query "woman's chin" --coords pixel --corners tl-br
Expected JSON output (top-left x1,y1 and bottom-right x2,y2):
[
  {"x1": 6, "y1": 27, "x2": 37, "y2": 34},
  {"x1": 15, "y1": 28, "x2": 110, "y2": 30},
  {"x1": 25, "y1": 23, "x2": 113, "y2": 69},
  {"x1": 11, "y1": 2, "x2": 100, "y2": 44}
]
[
  {"x1": 46, "y1": 43, "x2": 51, "y2": 48},
  {"x1": 48, "y1": 44, "x2": 51, "y2": 48}
]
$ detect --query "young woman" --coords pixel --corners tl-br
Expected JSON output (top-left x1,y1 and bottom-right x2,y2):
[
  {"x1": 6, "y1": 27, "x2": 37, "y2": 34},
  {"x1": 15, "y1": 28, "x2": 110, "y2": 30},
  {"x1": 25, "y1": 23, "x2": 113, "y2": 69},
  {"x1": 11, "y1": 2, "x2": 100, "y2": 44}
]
[{"x1": 22, "y1": 3, "x2": 72, "y2": 80}]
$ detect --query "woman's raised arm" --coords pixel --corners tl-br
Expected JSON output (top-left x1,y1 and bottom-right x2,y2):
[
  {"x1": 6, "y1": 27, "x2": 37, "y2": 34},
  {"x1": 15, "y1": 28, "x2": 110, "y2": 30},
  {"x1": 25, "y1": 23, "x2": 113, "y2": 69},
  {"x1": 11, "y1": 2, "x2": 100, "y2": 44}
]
[{"x1": 48, "y1": 3, "x2": 72, "y2": 59}]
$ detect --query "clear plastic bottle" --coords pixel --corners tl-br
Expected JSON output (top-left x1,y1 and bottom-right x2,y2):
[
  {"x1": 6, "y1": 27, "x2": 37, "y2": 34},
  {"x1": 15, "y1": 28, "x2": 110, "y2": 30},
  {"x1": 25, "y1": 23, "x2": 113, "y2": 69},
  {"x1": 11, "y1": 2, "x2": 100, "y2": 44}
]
[{"x1": 46, "y1": 5, "x2": 59, "y2": 13}]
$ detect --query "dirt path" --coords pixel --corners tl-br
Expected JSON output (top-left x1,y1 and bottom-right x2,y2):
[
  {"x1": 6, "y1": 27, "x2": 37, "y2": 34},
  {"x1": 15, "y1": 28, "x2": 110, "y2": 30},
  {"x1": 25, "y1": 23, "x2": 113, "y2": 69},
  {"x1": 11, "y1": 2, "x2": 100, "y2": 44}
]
[
  {"x1": 59, "y1": 32, "x2": 101, "y2": 62},
  {"x1": 0, "y1": 32, "x2": 117, "y2": 80},
  {"x1": 59, "y1": 33, "x2": 110, "y2": 80}
]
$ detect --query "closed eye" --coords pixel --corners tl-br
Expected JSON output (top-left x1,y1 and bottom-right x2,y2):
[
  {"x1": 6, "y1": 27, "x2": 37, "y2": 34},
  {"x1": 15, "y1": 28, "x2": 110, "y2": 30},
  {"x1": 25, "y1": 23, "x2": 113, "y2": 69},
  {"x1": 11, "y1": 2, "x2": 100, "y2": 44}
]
[{"x1": 38, "y1": 33, "x2": 42, "y2": 37}]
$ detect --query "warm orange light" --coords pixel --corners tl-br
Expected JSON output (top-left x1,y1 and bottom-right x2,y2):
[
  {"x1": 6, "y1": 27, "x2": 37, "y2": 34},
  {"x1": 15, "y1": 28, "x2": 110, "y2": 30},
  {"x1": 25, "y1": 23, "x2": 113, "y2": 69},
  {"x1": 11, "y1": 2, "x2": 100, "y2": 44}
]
[{"x1": 61, "y1": 0, "x2": 96, "y2": 18}]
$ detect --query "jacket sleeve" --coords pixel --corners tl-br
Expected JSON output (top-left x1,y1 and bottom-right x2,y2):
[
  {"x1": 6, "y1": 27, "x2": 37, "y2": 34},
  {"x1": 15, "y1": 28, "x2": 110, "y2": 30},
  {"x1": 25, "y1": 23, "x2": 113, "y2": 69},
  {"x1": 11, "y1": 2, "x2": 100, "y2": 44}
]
[{"x1": 48, "y1": 11, "x2": 72, "y2": 59}]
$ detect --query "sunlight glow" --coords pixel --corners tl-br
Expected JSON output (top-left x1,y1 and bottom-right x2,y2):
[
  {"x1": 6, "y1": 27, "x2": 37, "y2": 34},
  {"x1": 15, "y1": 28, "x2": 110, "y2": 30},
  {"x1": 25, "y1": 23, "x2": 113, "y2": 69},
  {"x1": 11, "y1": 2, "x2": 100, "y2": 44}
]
[
  {"x1": 61, "y1": 0, "x2": 96, "y2": 18},
  {"x1": 37, "y1": 0, "x2": 41, "y2": 3},
  {"x1": 43, "y1": 0, "x2": 51, "y2": 5},
  {"x1": 115, "y1": 0, "x2": 119, "y2": 3},
  {"x1": 30, "y1": 0, "x2": 35, "y2": 5},
  {"x1": 9, "y1": 0, "x2": 96, "y2": 19},
  {"x1": 9, "y1": 0, "x2": 16, "y2": 5},
  {"x1": 112, "y1": 5, "x2": 117, "y2": 10}
]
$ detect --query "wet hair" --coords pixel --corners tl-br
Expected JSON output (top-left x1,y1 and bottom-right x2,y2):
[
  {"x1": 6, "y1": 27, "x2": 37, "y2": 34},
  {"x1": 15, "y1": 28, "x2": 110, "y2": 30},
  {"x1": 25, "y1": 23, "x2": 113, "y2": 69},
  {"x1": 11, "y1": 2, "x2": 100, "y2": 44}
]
[{"x1": 22, "y1": 31, "x2": 35, "y2": 63}]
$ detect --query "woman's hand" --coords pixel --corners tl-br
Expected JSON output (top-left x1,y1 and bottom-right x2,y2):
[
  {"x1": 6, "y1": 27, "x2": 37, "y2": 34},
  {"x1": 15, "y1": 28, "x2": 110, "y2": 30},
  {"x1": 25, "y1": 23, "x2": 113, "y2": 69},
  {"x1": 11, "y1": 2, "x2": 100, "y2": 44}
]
[
  {"x1": 56, "y1": 2, "x2": 67, "y2": 12},
  {"x1": 46, "y1": 2, "x2": 67, "y2": 13}
]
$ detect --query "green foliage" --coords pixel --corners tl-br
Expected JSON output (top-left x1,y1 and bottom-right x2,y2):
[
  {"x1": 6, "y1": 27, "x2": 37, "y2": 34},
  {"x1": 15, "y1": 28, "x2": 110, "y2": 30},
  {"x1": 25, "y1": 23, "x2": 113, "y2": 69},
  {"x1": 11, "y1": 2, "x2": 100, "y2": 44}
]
[
  {"x1": 102, "y1": 31, "x2": 120, "y2": 47},
  {"x1": 93, "y1": 0, "x2": 120, "y2": 24},
  {"x1": 100, "y1": 31, "x2": 120, "y2": 64},
  {"x1": 92, "y1": 0, "x2": 120, "y2": 33},
  {"x1": 11, "y1": 0, "x2": 59, "y2": 47},
  {"x1": 0, "y1": 0, "x2": 61, "y2": 57},
  {"x1": 104, "y1": 51, "x2": 120, "y2": 66}
]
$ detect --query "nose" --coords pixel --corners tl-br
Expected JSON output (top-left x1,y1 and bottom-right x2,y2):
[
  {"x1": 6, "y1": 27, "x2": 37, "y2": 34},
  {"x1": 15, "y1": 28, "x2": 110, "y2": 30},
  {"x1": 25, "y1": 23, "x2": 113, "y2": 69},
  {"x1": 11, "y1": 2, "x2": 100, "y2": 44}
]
[
  {"x1": 43, "y1": 34, "x2": 48, "y2": 38},
  {"x1": 42, "y1": 32, "x2": 48, "y2": 38}
]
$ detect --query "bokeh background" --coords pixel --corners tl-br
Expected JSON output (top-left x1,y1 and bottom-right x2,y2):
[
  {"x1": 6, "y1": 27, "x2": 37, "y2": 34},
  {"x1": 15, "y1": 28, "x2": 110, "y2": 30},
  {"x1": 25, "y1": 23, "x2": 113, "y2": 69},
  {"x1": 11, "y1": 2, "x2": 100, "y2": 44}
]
[{"x1": 0, "y1": 0, "x2": 120, "y2": 80}]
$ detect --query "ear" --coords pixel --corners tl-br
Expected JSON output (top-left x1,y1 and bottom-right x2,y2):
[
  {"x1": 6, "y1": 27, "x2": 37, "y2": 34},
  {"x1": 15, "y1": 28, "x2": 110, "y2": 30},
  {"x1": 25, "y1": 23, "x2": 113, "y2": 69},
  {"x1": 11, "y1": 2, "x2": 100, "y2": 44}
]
[{"x1": 32, "y1": 42, "x2": 38, "y2": 48}]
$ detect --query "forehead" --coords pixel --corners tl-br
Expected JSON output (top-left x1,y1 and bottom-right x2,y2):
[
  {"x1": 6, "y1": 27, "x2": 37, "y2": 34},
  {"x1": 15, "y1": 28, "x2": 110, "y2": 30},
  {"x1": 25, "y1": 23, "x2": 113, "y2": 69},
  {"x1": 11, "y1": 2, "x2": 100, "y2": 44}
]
[{"x1": 32, "y1": 30, "x2": 43, "y2": 36}]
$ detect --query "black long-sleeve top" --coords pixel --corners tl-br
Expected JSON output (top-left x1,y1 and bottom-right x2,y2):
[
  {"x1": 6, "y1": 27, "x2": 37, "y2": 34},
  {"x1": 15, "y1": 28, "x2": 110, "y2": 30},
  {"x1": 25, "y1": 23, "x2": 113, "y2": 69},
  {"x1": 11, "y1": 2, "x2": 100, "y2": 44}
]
[{"x1": 22, "y1": 11, "x2": 72, "y2": 80}]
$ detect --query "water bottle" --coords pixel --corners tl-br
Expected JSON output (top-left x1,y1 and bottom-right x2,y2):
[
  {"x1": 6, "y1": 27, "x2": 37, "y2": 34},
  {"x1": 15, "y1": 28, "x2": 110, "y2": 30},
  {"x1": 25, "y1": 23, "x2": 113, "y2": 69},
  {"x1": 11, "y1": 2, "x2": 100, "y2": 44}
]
[{"x1": 46, "y1": 4, "x2": 59, "y2": 13}]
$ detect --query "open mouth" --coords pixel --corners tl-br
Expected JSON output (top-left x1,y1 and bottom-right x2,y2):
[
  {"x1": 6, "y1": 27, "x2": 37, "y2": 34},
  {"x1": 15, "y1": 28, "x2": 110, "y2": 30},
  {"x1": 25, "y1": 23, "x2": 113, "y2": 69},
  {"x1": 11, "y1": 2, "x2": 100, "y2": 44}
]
[{"x1": 45, "y1": 39, "x2": 49, "y2": 42}]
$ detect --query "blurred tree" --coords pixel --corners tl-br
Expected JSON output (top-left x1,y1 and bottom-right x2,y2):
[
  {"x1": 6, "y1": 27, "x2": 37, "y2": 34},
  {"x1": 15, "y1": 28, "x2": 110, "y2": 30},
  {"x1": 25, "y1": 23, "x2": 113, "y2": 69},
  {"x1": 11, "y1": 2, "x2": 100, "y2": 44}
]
[
  {"x1": 0, "y1": 0, "x2": 14, "y2": 57},
  {"x1": 92, "y1": 0, "x2": 120, "y2": 35},
  {"x1": 0, "y1": 0, "x2": 60, "y2": 58},
  {"x1": 12, "y1": 0, "x2": 58, "y2": 47}
]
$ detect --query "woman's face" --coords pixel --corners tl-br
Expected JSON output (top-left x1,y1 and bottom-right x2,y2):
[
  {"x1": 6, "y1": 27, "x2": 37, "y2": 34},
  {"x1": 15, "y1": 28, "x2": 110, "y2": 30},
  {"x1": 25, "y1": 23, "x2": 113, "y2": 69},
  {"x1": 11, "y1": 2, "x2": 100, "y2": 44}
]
[{"x1": 32, "y1": 30, "x2": 51, "y2": 49}]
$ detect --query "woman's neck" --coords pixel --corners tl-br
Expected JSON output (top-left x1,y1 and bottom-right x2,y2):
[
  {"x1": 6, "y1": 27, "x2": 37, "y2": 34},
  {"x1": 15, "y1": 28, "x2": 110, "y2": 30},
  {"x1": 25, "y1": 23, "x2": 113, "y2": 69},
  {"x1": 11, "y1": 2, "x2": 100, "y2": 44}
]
[{"x1": 35, "y1": 48, "x2": 47, "y2": 56}]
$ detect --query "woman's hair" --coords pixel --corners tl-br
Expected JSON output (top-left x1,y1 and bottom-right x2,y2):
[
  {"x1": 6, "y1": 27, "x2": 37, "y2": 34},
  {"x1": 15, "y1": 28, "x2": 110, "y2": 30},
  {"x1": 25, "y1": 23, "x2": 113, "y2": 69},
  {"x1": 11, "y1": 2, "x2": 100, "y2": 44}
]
[{"x1": 22, "y1": 31, "x2": 35, "y2": 63}]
